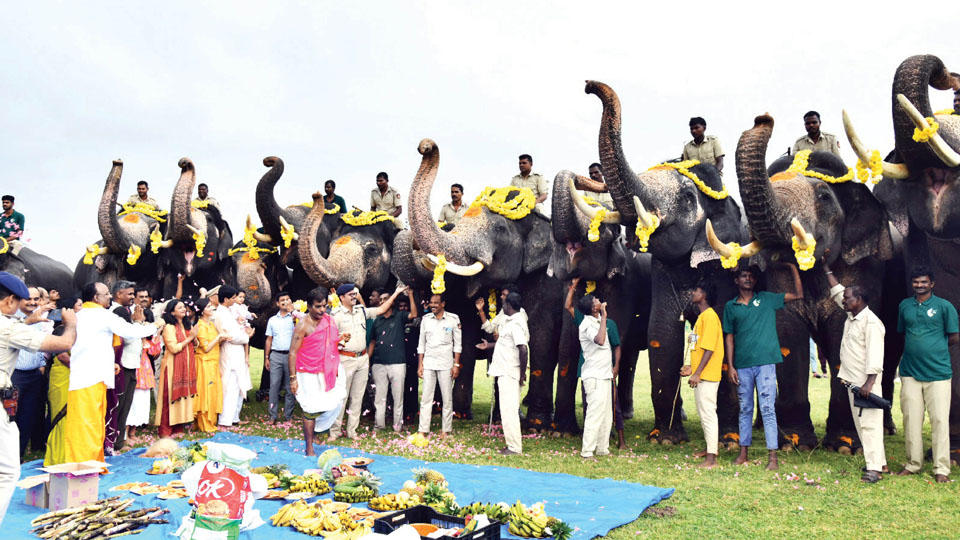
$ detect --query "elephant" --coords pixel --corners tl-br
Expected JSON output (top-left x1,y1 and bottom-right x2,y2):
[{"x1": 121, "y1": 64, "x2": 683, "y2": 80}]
[
  {"x1": 548, "y1": 169, "x2": 652, "y2": 433},
  {"x1": 717, "y1": 114, "x2": 896, "y2": 451},
  {"x1": 73, "y1": 159, "x2": 165, "y2": 298},
  {"x1": 152, "y1": 158, "x2": 234, "y2": 299},
  {"x1": 584, "y1": 80, "x2": 745, "y2": 444},
  {"x1": 843, "y1": 53, "x2": 960, "y2": 458},
  {"x1": 404, "y1": 138, "x2": 563, "y2": 428},
  {"x1": 254, "y1": 156, "x2": 342, "y2": 300},
  {"x1": 1, "y1": 244, "x2": 74, "y2": 299}
]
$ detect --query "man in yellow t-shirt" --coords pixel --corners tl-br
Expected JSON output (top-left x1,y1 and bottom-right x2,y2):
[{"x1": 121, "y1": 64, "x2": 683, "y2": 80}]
[{"x1": 681, "y1": 282, "x2": 724, "y2": 468}]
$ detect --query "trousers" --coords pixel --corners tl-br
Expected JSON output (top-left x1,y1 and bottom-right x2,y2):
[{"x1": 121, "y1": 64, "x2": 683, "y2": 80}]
[
  {"x1": 847, "y1": 389, "x2": 887, "y2": 472},
  {"x1": 330, "y1": 354, "x2": 369, "y2": 439},
  {"x1": 498, "y1": 376, "x2": 522, "y2": 453},
  {"x1": 419, "y1": 368, "x2": 453, "y2": 433},
  {"x1": 736, "y1": 363, "x2": 779, "y2": 449},
  {"x1": 12, "y1": 368, "x2": 47, "y2": 454},
  {"x1": 581, "y1": 377, "x2": 613, "y2": 457},
  {"x1": 372, "y1": 363, "x2": 405, "y2": 431},
  {"x1": 900, "y1": 376, "x2": 951, "y2": 476},
  {"x1": 0, "y1": 413, "x2": 19, "y2": 526},
  {"x1": 694, "y1": 380, "x2": 720, "y2": 455},
  {"x1": 268, "y1": 352, "x2": 295, "y2": 421},
  {"x1": 112, "y1": 367, "x2": 137, "y2": 450},
  {"x1": 218, "y1": 371, "x2": 245, "y2": 426}
]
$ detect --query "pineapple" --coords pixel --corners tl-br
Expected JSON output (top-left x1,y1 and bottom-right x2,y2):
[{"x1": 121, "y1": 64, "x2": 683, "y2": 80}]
[{"x1": 412, "y1": 467, "x2": 447, "y2": 488}]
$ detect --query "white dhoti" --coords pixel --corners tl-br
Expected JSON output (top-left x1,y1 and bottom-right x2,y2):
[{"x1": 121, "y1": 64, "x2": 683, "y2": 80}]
[
  {"x1": 296, "y1": 371, "x2": 347, "y2": 432},
  {"x1": 218, "y1": 342, "x2": 251, "y2": 427},
  {"x1": 126, "y1": 388, "x2": 152, "y2": 427}
]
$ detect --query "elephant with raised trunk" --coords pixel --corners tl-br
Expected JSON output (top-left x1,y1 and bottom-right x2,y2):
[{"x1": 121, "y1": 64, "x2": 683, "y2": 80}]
[
  {"x1": 73, "y1": 159, "x2": 164, "y2": 298},
  {"x1": 716, "y1": 115, "x2": 895, "y2": 451},
  {"x1": 255, "y1": 157, "x2": 342, "y2": 300},
  {"x1": 405, "y1": 138, "x2": 562, "y2": 428},
  {"x1": 226, "y1": 216, "x2": 290, "y2": 348},
  {"x1": 844, "y1": 54, "x2": 960, "y2": 459},
  {"x1": 549, "y1": 170, "x2": 651, "y2": 433},
  {"x1": 584, "y1": 81, "x2": 744, "y2": 444}
]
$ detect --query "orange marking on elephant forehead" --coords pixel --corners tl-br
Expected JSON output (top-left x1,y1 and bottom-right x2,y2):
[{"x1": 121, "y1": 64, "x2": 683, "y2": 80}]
[
  {"x1": 464, "y1": 205, "x2": 482, "y2": 218},
  {"x1": 780, "y1": 347, "x2": 790, "y2": 357},
  {"x1": 241, "y1": 253, "x2": 256, "y2": 263},
  {"x1": 123, "y1": 214, "x2": 140, "y2": 223},
  {"x1": 335, "y1": 235, "x2": 353, "y2": 246},
  {"x1": 769, "y1": 172, "x2": 797, "y2": 183}
]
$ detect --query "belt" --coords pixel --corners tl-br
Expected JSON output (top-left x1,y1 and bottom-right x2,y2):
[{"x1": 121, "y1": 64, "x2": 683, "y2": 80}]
[
  {"x1": 14, "y1": 367, "x2": 42, "y2": 373},
  {"x1": 339, "y1": 350, "x2": 366, "y2": 358},
  {"x1": 272, "y1": 350, "x2": 289, "y2": 354}
]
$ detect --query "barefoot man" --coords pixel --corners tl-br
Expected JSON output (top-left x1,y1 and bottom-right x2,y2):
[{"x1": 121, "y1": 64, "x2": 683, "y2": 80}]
[
  {"x1": 289, "y1": 287, "x2": 346, "y2": 456},
  {"x1": 681, "y1": 282, "x2": 724, "y2": 468}
]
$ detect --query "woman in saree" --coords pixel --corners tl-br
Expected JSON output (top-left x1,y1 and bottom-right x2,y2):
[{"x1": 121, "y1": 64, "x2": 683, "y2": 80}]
[
  {"x1": 44, "y1": 296, "x2": 81, "y2": 466},
  {"x1": 155, "y1": 300, "x2": 198, "y2": 437},
  {"x1": 193, "y1": 298, "x2": 225, "y2": 432}
]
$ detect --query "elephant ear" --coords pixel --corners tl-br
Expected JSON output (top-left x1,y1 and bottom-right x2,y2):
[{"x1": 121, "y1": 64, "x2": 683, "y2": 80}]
[
  {"x1": 832, "y1": 182, "x2": 895, "y2": 264},
  {"x1": 873, "y1": 177, "x2": 909, "y2": 240},
  {"x1": 522, "y1": 215, "x2": 553, "y2": 274},
  {"x1": 606, "y1": 236, "x2": 629, "y2": 280},
  {"x1": 691, "y1": 199, "x2": 743, "y2": 269}
]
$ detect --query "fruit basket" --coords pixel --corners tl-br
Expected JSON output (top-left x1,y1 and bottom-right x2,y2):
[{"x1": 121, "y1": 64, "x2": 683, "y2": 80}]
[{"x1": 374, "y1": 505, "x2": 501, "y2": 540}]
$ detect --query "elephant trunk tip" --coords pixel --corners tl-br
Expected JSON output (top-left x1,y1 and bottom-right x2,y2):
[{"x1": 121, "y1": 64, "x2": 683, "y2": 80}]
[
  {"x1": 113, "y1": 159, "x2": 123, "y2": 166},
  {"x1": 311, "y1": 191, "x2": 324, "y2": 204},
  {"x1": 178, "y1": 157, "x2": 194, "y2": 170},
  {"x1": 584, "y1": 80, "x2": 606, "y2": 96},
  {"x1": 753, "y1": 114, "x2": 775, "y2": 129},
  {"x1": 263, "y1": 156, "x2": 279, "y2": 167},
  {"x1": 418, "y1": 138, "x2": 436, "y2": 156}
]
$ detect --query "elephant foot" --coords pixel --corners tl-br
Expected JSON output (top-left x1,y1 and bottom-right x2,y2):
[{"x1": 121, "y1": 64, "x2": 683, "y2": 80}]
[
  {"x1": 454, "y1": 411, "x2": 473, "y2": 420},
  {"x1": 724, "y1": 441, "x2": 741, "y2": 452},
  {"x1": 779, "y1": 429, "x2": 818, "y2": 451},
  {"x1": 884, "y1": 424, "x2": 897, "y2": 436},
  {"x1": 837, "y1": 446, "x2": 852, "y2": 456},
  {"x1": 824, "y1": 432, "x2": 860, "y2": 454},
  {"x1": 951, "y1": 450, "x2": 960, "y2": 468},
  {"x1": 720, "y1": 432, "x2": 741, "y2": 451},
  {"x1": 647, "y1": 427, "x2": 688, "y2": 445},
  {"x1": 797, "y1": 444, "x2": 813, "y2": 452}
]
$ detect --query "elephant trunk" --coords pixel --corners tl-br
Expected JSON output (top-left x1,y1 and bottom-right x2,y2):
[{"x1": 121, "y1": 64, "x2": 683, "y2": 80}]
[
  {"x1": 892, "y1": 55, "x2": 960, "y2": 168},
  {"x1": 238, "y1": 259, "x2": 272, "y2": 310},
  {"x1": 551, "y1": 171, "x2": 587, "y2": 243},
  {"x1": 254, "y1": 156, "x2": 286, "y2": 246},
  {"x1": 584, "y1": 80, "x2": 645, "y2": 224},
  {"x1": 167, "y1": 158, "x2": 197, "y2": 244},
  {"x1": 390, "y1": 230, "x2": 431, "y2": 288},
  {"x1": 299, "y1": 193, "x2": 357, "y2": 288},
  {"x1": 97, "y1": 160, "x2": 130, "y2": 253},
  {"x1": 736, "y1": 115, "x2": 791, "y2": 244},
  {"x1": 408, "y1": 139, "x2": 468, "y2": 262}
]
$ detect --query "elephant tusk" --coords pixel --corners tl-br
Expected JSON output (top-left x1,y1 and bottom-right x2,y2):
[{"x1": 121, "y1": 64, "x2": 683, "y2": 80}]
[
  {"x1": 426, "y1": 253, "x2": 484, "y2": 276},
  {"x1": 633, "y1": 196, "x2": 655, "y2": 228},
  {"x1": 740, "y1": 241, "x2": 763, "y2": 258},
  {"x1": 420, "y1": 256, "x2": 436, "y2": 271},
  {"x1": 185, "y1": 223, "x2": 203, "y2": 237},
  {"x1": 252, "y1": 230, "x2": 274, "y2": 244},
  {"x1": 568, "y1": 179, "x2": 621, "y2": 223},
  {"x1": 790, "y1": 218, "x2": 813, "y2": 248},
  {"x1": 705, "y1": 219, "x2": 733, "y2": 258},
  {"x1": 278, "y1": 215, "x2": 300, "y2": 242},
  {"x1": 245, "y1": 215, "x2": 256, "y2": 231},
  {"x1": 842, "y1": 109, "x2": 910, "y2": 179},
  {"x1": 896, "y1": 93, "x2": 960, "y2": 167}
]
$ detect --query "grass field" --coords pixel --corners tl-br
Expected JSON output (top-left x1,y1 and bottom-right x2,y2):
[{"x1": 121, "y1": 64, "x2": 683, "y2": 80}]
[{"x1": 30, "y1": 349, "x2": 959, "y2": 539}]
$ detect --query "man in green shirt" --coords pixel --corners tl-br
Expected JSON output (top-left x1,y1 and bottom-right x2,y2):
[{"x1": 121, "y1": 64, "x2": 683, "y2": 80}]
[
  {"x1": 722, "y1": 264, "x2": 803, "y2": 470},
  {"x1": 0, "y1": 195, "x2": 25, "y2": 241},
  {"x1": 367, "y1": 288, "x2": 417, "y2": 431},
  {"x1": 896, "y1": 266, "x2": 958, "y2": 483},
  {"x1": 323, "y1": 180, "x2": 348, "y2": 214}
]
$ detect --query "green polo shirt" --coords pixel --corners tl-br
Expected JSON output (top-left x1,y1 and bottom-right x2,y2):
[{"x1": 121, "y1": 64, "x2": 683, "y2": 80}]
[
  {"x1": 325, "y1": 194, "x2": 348, "y2": 214},
  {"x1": 722, "y1": 291, "x2": 785, "y2": 369},
  {"x1": 573, "y1": 310, "x2": 621, "y2": 377},
  {"x1": 897, "y1": 294, "x2": 958, "y2": 381},
  {"x1": 369, "y1": 310, "x2": 410, "y2": 365}
]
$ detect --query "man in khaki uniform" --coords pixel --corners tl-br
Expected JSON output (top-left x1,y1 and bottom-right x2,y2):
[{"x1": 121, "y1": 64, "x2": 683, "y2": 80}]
[
  {"x1": 126, "y1": 180, "x2": 161, "y2": 210},
  {"x1": 0, "y1": 272, "x2": 77, "y2": 525},
  {"x1": 329, "y1": 282, "x2": 407, "y2": 440},
  {"x1": 370, "y1": 172, "x2": 403, "y2": 218},
  {"x1": 682, "y1": 117, "x2": 724, "y2": 174},
  {"x1": 438, "y1": 184, "x2": 467, "y2": 225},
  {"x1": 192, "y1": 183, "x2": 220, "y2": 211},
  {"x1": 510, "y1": 154, "x2": 548, "y2": 214},
  {"x1": 791, "y1": 111, "x2": 841, "y2": 156},
  {"x1": 585, "y1": 163, "x2": 615, "y2": 209}
]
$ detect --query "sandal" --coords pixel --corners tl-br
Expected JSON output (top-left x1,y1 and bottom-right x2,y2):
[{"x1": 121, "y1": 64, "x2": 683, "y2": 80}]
[{"x1": 861, "y1": 470, "x2": 881, "y2": 483}]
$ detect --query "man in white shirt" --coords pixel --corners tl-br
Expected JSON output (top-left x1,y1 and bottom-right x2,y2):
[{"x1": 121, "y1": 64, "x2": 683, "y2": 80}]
[
  {"x1": 476, "y1": 284, "x2": 528, "y2": 341},
  {"x1": 108, "y1": 280, "x2": 142, "y2": 453},
  {"x1": 417, "y1": 293, "x2": 462, "y2": 437},
  {"x1": 265, "y1": 291, "x2": 296, "y2": 423},
  {"x1": 66, "y1": 282, "x2": 157, "y2": 463},
  {"x1": 578, "y1": 294, "x2": 614, "y2": 458},
  {"x1": 330, "y1": 282, "x2": 406, "y2": 440},
  {"x1": 0, "y1": 272, "x2": 77, "y2": 526},
  {"x1": 486, "y1": 293, "x2": 528, "y2": 455},
  {"x1": 216, "y1": 285, "x2": 254, "y2": 427}
]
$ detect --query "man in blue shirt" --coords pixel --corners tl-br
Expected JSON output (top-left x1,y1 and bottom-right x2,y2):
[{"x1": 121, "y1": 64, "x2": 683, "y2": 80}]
[
  {"x1": 265, "y1": 292, "x2": 297, "y2": 423},
  {"x1": 12, "y1": 287, "x2": 52, "y2": 455},
  {"x1": 895, "y1": 266, "x2": 958, "y2": 483}
]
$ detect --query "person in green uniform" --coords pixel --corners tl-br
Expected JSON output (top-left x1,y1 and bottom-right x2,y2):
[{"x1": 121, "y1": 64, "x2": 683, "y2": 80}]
[
  {"x1": 323, "y1": 180, "x2": 348, "y2": 214},
  {"x1": 895, "y1": 266, "x2": 958, "y2": 483},
  {"x1": 722, "y1": 264, "x2": 803, "y2": 471}
]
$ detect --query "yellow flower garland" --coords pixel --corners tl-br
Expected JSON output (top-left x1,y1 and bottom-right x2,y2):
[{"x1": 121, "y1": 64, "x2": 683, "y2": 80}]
[
  {"x1": 280, "y1": 222, "x2": 297, "y2": 248},
  {"x1": 469, "y1": 186, "x2": 536, "y2": 220},
  {"x1": 341, "y1": 209, "x2": 394, "y2": 227},
  {"x1": 912, "y1": 117, "x2": 940, "y2": 143},
  {"x1": 855, "y1": 150, "x2": 884, "y2": 185},
  {"x1": 126, "y1": 245, "x2": 142, "y2": 265},
  {"x1": 292, "y1": 299, "x2": 308, "y2": 313},
  {"x1": 791, "y1": 234, "x2": 817, "y2": 271},
  {"x1": 0, "y1": 237, "x2": 8, "y2": 255},
  {"x1": 587, "y1": 208, "x2": 607, "y2": 242},
  {"x1": 431, "y1": 254, "x2": 447, "y2": 294},
  {"x1": 297, "y1": 201, "x2": 340, "y2": 214},
  {"x1": 719, "y1": 242, "x2": 742, "y2": 269},
  {"x1": 436, "y1": 221, "x2": 448, "y2": 228},
  {"x1": 228, "y1": 222, "x2": 279, "y2": 260},
  {"x1": 634, "y1": 214, "x2": 660, "y2": 253},
  {"x1": 190, "y1": 200, "x2": 209, "y2": 209},
  {"x1": 585, "y1": 280, "x2": 597, "y2": 294},
  {"x1": 82, "y1": 244, "x2": 101, "y2": 265},
  {"x1": 783, "y1": 150, "x2": 855, "y2": 184},
  {"x1": 648, "y1": 160, "x2": 728, "y2": 200},
  {"x1": 149, "y1": 229, "x2": 164, "y2": 254},
  {"x1": 934, "y1": 108, "x2": 955, "y2": 115},
  {"x1": 488, "y1": 289, "x2": 497, "y2": 320},
  {"x1": 327, "y1": 293, "x2": 341, "y2": 310},
  {"x1": 192, "y1": 231, "x2": 206, "y2": 255},
  {"x1": 118, "y1": 202, "x2": 168, "y2": 223}
]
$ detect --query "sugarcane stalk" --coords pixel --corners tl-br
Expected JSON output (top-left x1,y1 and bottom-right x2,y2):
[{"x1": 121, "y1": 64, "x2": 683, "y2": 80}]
[{"x1": 102, "y1": 529, "x2": 144, "y2": 539}]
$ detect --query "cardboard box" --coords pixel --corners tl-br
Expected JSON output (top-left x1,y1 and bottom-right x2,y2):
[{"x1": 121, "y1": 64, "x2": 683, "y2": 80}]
[
  {"x1": 16, "y1": 474, "x2": 50, "y2": 508},
  {"x1": 40, "y1": 461, "x2": 109, "y2": 511}
]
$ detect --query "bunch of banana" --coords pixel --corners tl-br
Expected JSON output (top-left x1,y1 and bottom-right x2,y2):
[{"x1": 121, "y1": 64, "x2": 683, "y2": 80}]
[
  {"x1": 290, "y1": 473, "x2": 331, "y2": 494},
  {"x1": 333, "y1": 482, "x2": 378, "y2": 503},
  {"x1": 323, "y1": 524, "x2": 372, "y2": 540},
  {"x1": 458, "y1": 501, "x2": 509, "y2": 522},
  {"x1": 292, "y1": 508, "x2": 344, "y2": 536},
  {"x1": 271, "y1": 499, "x2": 312, "y2": 527},
  {"x1": 507, "y1": 501, "x2": 549, "y2": 538},
  {"x1": 368, "y1": 492, "x2": 419, "y2": 511}
]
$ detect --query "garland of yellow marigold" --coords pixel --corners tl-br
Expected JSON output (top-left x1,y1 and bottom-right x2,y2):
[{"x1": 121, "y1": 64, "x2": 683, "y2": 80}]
[
  {"x1": 126, "y1": 245, "x2": 142, "y2": 265},
  {"x1": 719, "y1": 243, "x2": 742, "y2": 269},
  {"x1": 854, "y1": 150, "x2": 884, "y2": 185},
  {"x1": 279, "y1": 222, "x2": 297, "y2": 248},
  {"x1": 297, "y1": 201, "x2": 341, "y2": 215},
  {"x1": 327, "y1": 293, "x2": 341, "y2": 310},
  {"x1": 192, "y1": 231, "x2": 206, "y2": 255},
  {"x1": 431, "y1": 254, "x2": 448, "y2": 294},
  {"x1": 648, "y1": 160, "x2": 729, "y2": 200},
  {"x1": 912, "y1": 117, "x2": 940, "y2": 143},
  {"x1": 578, "y1": 193, "x2": 607, "y2": 243},
  {"x1": 791, "y1": 233, "x2": 817, "y2": 271},
  {"x1": 149, "y1": 229, "x2": 164, "y2": 254},
  {"x1": 227, "y1": 223, "x2": 279, "y2": 260},
  {"x1": 82, "y1": 244, "x2": 101, "y2": 265},
  {"x1": 784, "y1": 150, "x2": 855, "y2": 184},
  {"x1": 488, "y1": 289, "x2": 497, "y2": 320},
  {"x1": 0, "y1": 237, "x2": 8, "y2": 255},
  {"x1": 634, "y1": 214, "x2": 660, "y2": 253},
  {"x1": 118, "y1": 202, "x2": 168, "y2": 223},
  {"x1": 292, "y1": 299, "x2": 308, "y2": 313},
  {"x1": 470, "y1": 186, "x2": 536, "y2": 220},
  {"x1": 585, "y1": 280, "x2": 597, "y2": 294},
  {"x1": 341, "y1": 209, "x2": 394, "y2": 227}
]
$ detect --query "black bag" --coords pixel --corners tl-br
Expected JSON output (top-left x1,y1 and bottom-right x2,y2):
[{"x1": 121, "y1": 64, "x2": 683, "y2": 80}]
[{"x1": 848, "y1": 384, "x2": 892, "y2": 410}]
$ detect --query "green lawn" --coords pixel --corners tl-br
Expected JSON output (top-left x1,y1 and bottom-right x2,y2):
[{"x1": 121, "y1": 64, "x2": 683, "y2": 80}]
[{"x1": 33, "y1": 349, "x2": 959, "y2": 539}]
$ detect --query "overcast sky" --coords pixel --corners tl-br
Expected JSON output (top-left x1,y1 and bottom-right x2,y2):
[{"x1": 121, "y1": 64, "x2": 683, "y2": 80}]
[{"x1": 3, "y1": 1, "x2": 957, "y2": 268}]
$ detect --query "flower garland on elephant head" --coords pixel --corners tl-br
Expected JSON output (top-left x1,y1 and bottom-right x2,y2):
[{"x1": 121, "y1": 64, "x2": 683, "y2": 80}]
[
  {"x1": 854, "y1": 150, "x2": 884, "y2": 184},
  {"x1": 579, "y1": 194, "x2": 607, "y2": 243},
  {"x1": 467, "y1": 186, "x2": 536, "y2": 220},
  {"x1": 585, "y1": 280, "x2": 597, "y2": 294},
  {"x1": 149, "y1": 229, "x2": 164, "y2": 254},
  {"x1": 227, "y1": 222, "x2": 278, "y2": 261},
  {"x1": 773, "y1": 150, "x2": 856, "y2": 184},
  {"x1": 791, "y1": 232, "x2": 817, "y2": 271},
  {"x1": 648, "y1": 160, "x2": 729, "y2": 200},
  {"x1": 297, "y1": 200, "x2": 341, "y2": 215},
  {"x1": 192, "y1": 231, "x2": 206, "y2": 256},
  {"x1": 431, "y1": 254, "x2": 448, "y2": 294},
  {"x1": 912, "y1": 117, "x2": 940, "y2": 143},
  {"x1": 0, "y1": 237, "x2": 8, "y2": 255},
  {"x1": 117, "y1": 202, "x2": 168, "y2": 223},
  {"x1": 341, "y1": 209, "x2": 395, "y2": 227},
  {"x1": 126, "y1": 245, "x2": 142, "y2": 266}
]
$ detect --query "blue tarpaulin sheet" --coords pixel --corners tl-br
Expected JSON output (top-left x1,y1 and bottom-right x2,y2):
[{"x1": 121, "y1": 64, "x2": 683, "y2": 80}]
[{"x1": 7, "y1": 432, "x2": 673, "y2": 539}]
